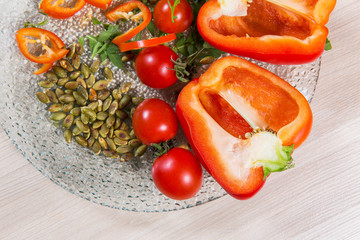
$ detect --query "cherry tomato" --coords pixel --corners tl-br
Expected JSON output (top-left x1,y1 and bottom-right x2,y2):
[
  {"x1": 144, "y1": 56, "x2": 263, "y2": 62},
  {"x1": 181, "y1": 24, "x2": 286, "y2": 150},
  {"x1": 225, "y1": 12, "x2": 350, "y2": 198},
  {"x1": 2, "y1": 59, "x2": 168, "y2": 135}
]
[
  {"x1": 132, "y1": 98, "x2": 178, "y2": 145},
  {"x1": 135, "y1": 45, "x2": 179, "y2": 89},
  {"x1": 153, "y1": 0, "x2": 193, "y2": 34},
  {"x1": 152, "y1": 148, "x2": 203, "y2": 200}
]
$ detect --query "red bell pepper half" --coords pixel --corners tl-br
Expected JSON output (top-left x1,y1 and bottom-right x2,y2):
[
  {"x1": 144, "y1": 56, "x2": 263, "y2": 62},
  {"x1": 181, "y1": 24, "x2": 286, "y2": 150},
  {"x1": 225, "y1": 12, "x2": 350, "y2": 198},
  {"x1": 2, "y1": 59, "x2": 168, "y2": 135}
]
[
  {"x1": 197, "y1": 0, "x2": 336, "y2": 64},
  {"x1": 176, "y1": 56, "x2": 313, "y2": 199}
]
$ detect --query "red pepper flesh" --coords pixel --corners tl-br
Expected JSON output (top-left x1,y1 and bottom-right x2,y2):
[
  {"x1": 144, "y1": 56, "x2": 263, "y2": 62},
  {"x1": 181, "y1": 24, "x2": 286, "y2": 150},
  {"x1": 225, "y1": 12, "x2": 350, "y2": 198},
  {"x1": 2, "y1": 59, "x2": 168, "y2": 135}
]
[
  {"x1": 85, "y1": 0, "x2": 112, "y2": 9},
  {"x1": 118, "y1": 34, "x2": 176, "y2": 52},
  {"x1": 39, "y1": 0, "x2": 86, "y2": 19},
  {"x1": 197, "y1": 0, "x2": 336, "y2": 64},
  {"x1": 176, "y1": 56, "x2": 312, "y2": 199}
]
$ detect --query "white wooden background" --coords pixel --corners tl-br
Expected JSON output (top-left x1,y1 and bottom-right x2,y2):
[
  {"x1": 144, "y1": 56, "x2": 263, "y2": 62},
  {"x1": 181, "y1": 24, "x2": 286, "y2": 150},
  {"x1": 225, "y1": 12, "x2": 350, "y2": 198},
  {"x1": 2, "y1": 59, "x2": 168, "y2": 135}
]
[{"x1": 1, "y1": 0, "x2": 360, "y2": 239}]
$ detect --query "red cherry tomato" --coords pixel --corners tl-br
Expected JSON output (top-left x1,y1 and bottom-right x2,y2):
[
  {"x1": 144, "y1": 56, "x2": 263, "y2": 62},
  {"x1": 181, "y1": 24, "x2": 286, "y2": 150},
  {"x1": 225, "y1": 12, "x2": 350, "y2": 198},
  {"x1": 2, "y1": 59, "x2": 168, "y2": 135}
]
[
  {"x1": 152, "y1": 148, "x2": 203, "y2": 200},
  {"x1": 132, "y1": 98, "x2": 178, "y2": 145},
  {"x1": 135, "y1": 45, "x2": 179, "y2": 89},
  {"x1": 153, "y1": 0, "x2": 193, "y2": 34}
]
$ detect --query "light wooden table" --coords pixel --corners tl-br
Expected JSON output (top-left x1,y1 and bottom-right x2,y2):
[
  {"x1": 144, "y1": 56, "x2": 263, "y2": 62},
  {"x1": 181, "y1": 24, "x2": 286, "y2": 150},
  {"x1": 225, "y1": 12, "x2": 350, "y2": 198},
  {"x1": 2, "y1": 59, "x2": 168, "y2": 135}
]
[{"x1": 1, "y1": 1, "x2": 359, "y2": 239}]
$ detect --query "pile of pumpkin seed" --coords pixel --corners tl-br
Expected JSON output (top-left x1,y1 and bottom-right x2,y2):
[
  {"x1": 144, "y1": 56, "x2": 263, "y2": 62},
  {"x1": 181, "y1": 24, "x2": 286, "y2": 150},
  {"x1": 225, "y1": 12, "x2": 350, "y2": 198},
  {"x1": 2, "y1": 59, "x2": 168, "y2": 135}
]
[{"x1": 35, "y1": 43, "x2": 147, "y2": 161}]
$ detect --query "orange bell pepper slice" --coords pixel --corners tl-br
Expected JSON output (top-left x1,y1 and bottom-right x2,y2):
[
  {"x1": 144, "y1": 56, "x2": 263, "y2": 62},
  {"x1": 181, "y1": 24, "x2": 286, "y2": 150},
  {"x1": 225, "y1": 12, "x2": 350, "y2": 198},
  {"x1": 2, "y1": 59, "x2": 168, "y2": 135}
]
[
  {"x1": 85, "y1": 0, "x2": 112, "y2": 9},
  {"x1": 33, "y1": 62, "x2": 54, "y2": 75},
  {"x1": 39, "y1": 0, "x2": 86, "y2": 19},
  {"x1": 118, "y1": 34, "x2": 176, "y2": 52},
  {"x1": 105, "y1": 0, "x2": 151, "y2": 45},
  {"x1": 15, "y1": 28, "x2": 68, "y2": 64},
  {"x1": 176, "y1": 56, "x2": 312, "y2": 199}
]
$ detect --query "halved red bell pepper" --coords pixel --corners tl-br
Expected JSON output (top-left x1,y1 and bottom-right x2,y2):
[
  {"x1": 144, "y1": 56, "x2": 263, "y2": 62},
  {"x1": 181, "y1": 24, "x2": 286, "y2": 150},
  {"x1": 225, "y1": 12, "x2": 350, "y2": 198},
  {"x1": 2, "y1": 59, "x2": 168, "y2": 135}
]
[
  {"x1": 16, "y1": 28, "x2": 69, "y2": 64},
  {"x1": 85, "y1": 0, "x2": 112, "y2": 9},
  {"x1": 39, "y1": 0, "x2": 86, "y2": 19},
  {"x1": 176, "y1": 56, "x2": 312, "y2": 199},
  {"x1": 105, "y1": 0, "x2": 151, "y2": 46},
  {"x1": 118, "y1": 34, "x2": 176, "y2": 52},
  {"x1": 197, "y1": 0, "x2": 336, "y2": 64}
]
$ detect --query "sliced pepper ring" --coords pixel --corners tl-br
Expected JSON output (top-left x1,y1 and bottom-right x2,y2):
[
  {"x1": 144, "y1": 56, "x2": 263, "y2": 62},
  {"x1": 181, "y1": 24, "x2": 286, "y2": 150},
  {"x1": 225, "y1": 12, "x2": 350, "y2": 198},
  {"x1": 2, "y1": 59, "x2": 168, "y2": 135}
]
[
  {"x1": 39, "y1": 0, "x2": 86, "y2": 19},
  {"x1": 85, "y1": 0, "x2": 112, "y2": 10},
  {"x1": 176, "y1": 56, "x2": 312, "y2": 199},
  {"x1": 106, "y1": 0, "x2": 151, "y2": 45},
  {"x1": 118, "y1": 34, "x2": 176, "y2": 52},
  {"x1": 16, "y1": 28, "x2": 69, "y2": 64}
]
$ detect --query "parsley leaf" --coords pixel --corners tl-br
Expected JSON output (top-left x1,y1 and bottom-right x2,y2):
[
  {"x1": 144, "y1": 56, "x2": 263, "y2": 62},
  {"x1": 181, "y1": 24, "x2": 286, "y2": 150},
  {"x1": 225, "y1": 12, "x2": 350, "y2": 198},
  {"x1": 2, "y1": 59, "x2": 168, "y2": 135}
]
[{"x1": 325, "y1": 38, "x2": 332, "y2": 51}]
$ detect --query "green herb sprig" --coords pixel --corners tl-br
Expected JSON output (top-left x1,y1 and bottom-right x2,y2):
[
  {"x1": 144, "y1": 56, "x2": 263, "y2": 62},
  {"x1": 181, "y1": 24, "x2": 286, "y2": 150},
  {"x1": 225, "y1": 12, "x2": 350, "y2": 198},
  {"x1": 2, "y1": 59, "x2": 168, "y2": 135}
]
[{"x1": 24, "y1": 12, "x2": 49, "y2": 28}]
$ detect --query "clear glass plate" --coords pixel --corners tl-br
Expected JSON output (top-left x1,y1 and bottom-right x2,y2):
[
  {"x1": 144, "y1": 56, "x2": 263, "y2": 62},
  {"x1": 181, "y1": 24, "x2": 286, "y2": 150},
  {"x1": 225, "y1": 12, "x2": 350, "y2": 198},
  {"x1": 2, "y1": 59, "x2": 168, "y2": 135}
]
[{"x1": 0, "y1": 0, "x2": 320, "y2": 212}]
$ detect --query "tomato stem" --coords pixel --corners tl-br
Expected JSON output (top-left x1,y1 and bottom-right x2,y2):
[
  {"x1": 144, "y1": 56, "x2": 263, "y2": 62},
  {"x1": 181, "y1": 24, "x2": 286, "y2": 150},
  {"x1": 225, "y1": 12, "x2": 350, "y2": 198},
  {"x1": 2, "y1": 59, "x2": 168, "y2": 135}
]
[{"x1": 168, "y1": 0, "x2": 181, "y2": 23}]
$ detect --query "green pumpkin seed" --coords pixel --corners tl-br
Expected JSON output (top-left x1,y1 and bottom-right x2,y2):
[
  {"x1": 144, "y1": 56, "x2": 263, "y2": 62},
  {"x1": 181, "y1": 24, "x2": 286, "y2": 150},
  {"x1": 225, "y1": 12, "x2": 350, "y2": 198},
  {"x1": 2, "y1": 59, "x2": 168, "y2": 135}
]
[
  {"x1": 121, "y1": 53, "x2": 135, "y2": 62},
  {"x1": 66, "y1": 43, "x2": 76, "y2": 59},
  {"x1": 112, "y1": 89, "x2": 122, "y2": 100},
  {"x1": 81, "y1": 107, "x2": 97, "y2": 122},
  {"x1": 102, "y1": 96, "x2": 112, "y2": 112},
  {"x1": 105, "y1": 115, "x2": 115, "y2": 128},
  {"x1": 87, "y1": 101, "x2": 99, "y2": 111},
  {"x1": 55, "y1": 88, "x2": 65, "y2": 98},
  {"x1": 75, "y1": 42, "x2": 83, "y2": 55},
  {"x1": 49, "y1": 112, "x2": 66, "y2": 121},
  {"x1": 46, "y1": 71, "x2": 58, "y2": 83},
  {"x1": 63, "y1": 102, "x2": 75, "y2": 112},
  {"x1": 114, "y1": 129, "x2": 130, "y2": 140},
  {"x1": 103, "y1": 149, "x2": 119, "y2": 158},
  {"x1": 129, "y1": 139, "x2": 142, "y2": 148},
  {"x1": 92, "y1": 80, "x2": 109, "y2": 91},
  {"x1": 97, "y1": 111, "x2": 109, "y2": 121},
  {"x1": 90, "y1": 60, "x2": 100, "y2": 74},
  {"x1": 99, "y1": 124, "x2": 109, "y2": 138},
  {"x1": 87, "y1": 137, "x2": 95, "y2": 148},
  {"x1": 78, "y1": 86, "x2": 88, "y2": 100},
  {"x1": 73, "y1": 91, "x2": 87, "y2": 106},
  {"x1": 120, "y1": 152, "x2": 133, "y2": 162},
  {"x1": 62, "y1": 114, "x2": 74, "y2": 129},
  {"x1": 129, "y1": 129, "x2": 137, "y2": 139},
  {"x1": 97, "y1": 89, "x2": 110, "y2": 101},
  {"x1": 75, "y1": 136, "x2": 88, "y2": 147},
  {"x1": 114, "y1": 117, "x2": 122, "y2": 129},
  {"x1": 92, "y1": 120, "x2": 104, "y2": 129},
  {"x1": 48, "y1": 103, "x2": 63, "y2": 112},
  {"x1": 69, "y1": 71, "x2": 81, "y2": 80},
  {"x1": 97, "y1": 100, "x2": 103, "y2": 112},
  {"x1": 75, "y1": 118, "x2": 90, "y2": 133},
  {"x1": 98, "y1": 137, "x2": 108, "y2": 150},
  {"x1": 70, "y1": 107, "x2": 81, "y2": 116},
  {"x1": 84, "y1": 131, "x2": 91, "y2": 140},
  {"x1": 114, "y1": 137, "x2": 127, "y2": 146},
  {"x1": 72, "y1": 54, "x2": 81, "y2": 70},
  {"x1": 60, "y1": 59, "x2": 74, "y2": 72},
  {"x1": 39, "y1": 80, "x2": 55, "y2": 88},
  {"x1": 59, "y1": 94, "x2": 75, "y2": 103},
  {"x1": 119, "y1": 94, "x2": 131, "y2": 109},
  {"x1": 80, "y1": 63, "x2": 90, "y2": 79},
  {"x1": 80, "y1": 113, "x2": 90, "y2": 125},
  {"x1": 109, "y1": 126, "x2": 114, "y2": 138},
  {"x1": 64, "y1": 81, "x2": 78, "y2": 90},
  {"x1": 72, "y1": 126, "x2": 82, "y2": 136},
  {"x1": 45, "y1": 89, "x2": 58, "y2": 103},
  {"x1": 130, "y1": 107, "x2": 136, "y2": 119},
  {"x1": 134, "y1": 144, "x2": 147, "y2": 157},
  {"x1": 92, "y1": 141, "x2": 101, "y2": 155},
  {"x1": 120, "y1": 122, "x2": 130, "y2": 132},
  {"x1": 64, "y1": 89, "x2": 73, "y2": 94},
  {"x1": 120, "y1": 82, "x2": 131, "y2": 93},
  {"x1": 105, "y1": 137, "x2": 117, "y2": 151},
  {"x1": 76, "y1": 77, "x2": 87, "y2": 89},
  {"x1": 91, "y1": 128, "x2": 99, "y2": 139},
  {"x1": 116, "y1": 145, "x2": 132, "y2": 154},
  {"x1": 86, "y1": 74, "x2": 96, "y2": 88},
  {"x1": 104, "y1": 67, "x2": 113, "y2": 80},
  {"x1": 115, "y1": 109, "x2": 128, "y2": 120},
  {"x1": 108, "y1": 100, "x2": 119, "y2": 115},
  {"x1": 53, "y1": 66, "x2": 67, "y2": 78},
  {"x1": 132, "y1": 97, "x2": 144, "y2": 106},
  {"x1": 64, "y1": 129, "x2": 72, "y2": 143},
  {"x1": 57, "y1": 77, "x2": 69, "y2": 86}
]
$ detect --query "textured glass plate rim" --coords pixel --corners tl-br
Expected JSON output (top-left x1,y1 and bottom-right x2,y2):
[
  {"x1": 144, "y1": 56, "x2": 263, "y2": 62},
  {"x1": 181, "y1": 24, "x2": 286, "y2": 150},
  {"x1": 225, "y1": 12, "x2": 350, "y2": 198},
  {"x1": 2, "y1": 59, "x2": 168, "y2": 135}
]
[{"x1": 0, "y1": 1, "x2": 321, "y2": 212}]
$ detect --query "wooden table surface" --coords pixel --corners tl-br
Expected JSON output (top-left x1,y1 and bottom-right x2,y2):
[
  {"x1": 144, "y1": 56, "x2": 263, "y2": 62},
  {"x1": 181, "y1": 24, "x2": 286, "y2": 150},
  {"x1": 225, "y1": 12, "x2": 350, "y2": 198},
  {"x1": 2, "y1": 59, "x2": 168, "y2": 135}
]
[{"x1": 1, "y1": 0, "x2": 359, "y2": 239}]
